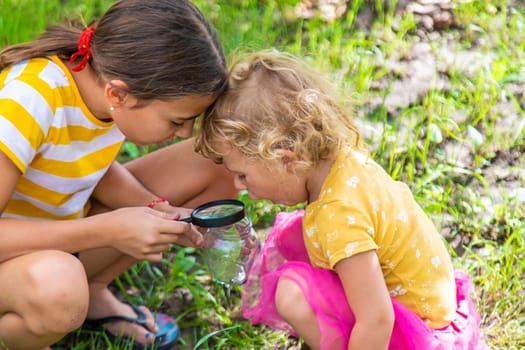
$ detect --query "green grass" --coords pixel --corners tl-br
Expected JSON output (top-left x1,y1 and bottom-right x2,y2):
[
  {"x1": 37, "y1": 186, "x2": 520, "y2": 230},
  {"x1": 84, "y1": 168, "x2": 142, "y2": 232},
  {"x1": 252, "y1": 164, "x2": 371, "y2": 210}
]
[{"x1": 2, "y1": 0, "x2": 524, "y2": 349}]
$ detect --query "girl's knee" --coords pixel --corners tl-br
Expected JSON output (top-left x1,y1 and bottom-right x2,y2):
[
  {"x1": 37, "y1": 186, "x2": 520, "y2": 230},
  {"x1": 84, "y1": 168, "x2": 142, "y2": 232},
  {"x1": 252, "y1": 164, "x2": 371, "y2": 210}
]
[
  {"x1": 24, "y1": 251, "x2": 89, "y2": 334},
  {"x1": 275, "y1": 277, "x2": 323, "y2": 350},
  {"x1": 275, "y1": 277, "x2": 311, "y2": 323}
]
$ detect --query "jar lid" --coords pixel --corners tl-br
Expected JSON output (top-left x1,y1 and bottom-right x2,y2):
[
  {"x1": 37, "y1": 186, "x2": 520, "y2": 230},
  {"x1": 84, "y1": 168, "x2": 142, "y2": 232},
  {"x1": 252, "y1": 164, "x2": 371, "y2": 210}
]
[{"x1": 190, "y1": 199, "x2": 246, "y2": 227}]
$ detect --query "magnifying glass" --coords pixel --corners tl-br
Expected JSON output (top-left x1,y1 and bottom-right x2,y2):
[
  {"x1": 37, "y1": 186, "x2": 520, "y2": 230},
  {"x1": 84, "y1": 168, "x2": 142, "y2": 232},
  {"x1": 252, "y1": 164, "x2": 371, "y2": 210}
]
[
  {"x1": 178, "y1": 199, "x2": 246, "y2": 227},
  {"x1": 180, "y1": 199, "x2": 260, "y2": 290},
  {"x1": 179, "y1": 199, "x2": 259, "y2": 287}
]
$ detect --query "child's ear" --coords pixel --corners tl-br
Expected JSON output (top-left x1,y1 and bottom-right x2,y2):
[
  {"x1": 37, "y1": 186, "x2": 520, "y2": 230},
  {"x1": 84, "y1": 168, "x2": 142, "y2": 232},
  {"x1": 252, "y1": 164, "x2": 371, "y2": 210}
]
[
  {"x1": 279, "y1": 149, "x2": 298, "y2": 173},
  {"x1": 104, "y1": 80, "x2": 130, "y2": 108}
]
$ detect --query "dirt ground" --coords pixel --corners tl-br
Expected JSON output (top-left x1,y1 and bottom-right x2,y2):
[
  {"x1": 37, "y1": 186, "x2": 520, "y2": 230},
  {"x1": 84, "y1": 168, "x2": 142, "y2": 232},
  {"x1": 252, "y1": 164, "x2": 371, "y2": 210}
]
[
  {"x1": 392, "y1": 5, "x2": 521, "y2": 243},
  {"x1": 362, "y1": 39, "x2": 524, "y2": 250},
  {"x1": 302, "y1": 0, "x2": 525, "y2": 251}
]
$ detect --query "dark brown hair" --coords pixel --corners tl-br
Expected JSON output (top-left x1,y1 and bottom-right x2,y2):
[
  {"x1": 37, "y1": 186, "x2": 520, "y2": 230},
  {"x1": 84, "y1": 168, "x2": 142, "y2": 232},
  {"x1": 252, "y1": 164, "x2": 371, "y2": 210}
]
[{"x1": 0, "y1": 0, "x2": 227, "y2": 100}]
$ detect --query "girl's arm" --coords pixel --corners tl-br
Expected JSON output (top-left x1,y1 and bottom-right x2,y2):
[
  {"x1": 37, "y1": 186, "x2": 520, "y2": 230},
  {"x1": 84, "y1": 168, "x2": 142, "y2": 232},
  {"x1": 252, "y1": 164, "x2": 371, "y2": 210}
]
[
  {"x1": 92, "y1": 161, "x2": 163, "y2": 209},
  {"x1": 0, "y1": 151, "x2": 102, "y2": 261},
  {"x1": 0, "y1": 206, "x2": 202, "y2": 263},
  {"x1": 0, "y1": 152, "x2": 201, "y2": 263},
  {"x1": 91, "y1": 160, "x2": 193, "y2": 219},
  {"x1": 0, "y1": 149, "x2": 20, "y2": 214},
  {"x1": 335, "y1": 250, "x2": 394, "y2": 350}
]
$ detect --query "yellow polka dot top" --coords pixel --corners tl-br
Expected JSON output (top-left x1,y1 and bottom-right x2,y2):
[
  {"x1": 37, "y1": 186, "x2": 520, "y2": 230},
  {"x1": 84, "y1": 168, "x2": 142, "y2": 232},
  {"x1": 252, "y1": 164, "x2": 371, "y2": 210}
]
[{"x1": 304, "y1": 149, "x2": 457, "y2": 328}]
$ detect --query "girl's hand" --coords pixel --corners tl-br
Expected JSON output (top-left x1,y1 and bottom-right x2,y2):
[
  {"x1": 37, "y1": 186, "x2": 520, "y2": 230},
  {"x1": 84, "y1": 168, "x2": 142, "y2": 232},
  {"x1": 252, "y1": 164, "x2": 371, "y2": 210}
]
[
  {"x1": 148, "y1": 201, "x2": 208, "y2": 233},
  {"x1": 100, "y1": 207, "x2": 203, "y2": 262},
  {"x1": 148, "y1": 199, "x2": 193, "y2": 219}
]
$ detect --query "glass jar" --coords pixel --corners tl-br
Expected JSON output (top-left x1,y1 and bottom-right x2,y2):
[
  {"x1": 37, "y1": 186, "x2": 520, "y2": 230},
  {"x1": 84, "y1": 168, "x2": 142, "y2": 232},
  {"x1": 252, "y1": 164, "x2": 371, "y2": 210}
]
[
  {"x1": 202, "y1": 215, "x2": 259, "y2": 286},
  {"x1": 188, "y1": 199, "x2": 259, "y2": 286}
]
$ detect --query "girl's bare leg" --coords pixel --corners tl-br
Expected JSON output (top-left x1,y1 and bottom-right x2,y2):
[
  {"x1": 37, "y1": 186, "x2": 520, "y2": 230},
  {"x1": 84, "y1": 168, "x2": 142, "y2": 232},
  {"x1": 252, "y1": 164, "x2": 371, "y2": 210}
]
[
  {"x1": 0, "y1": 251, "x2": 89, "y2": 350},
  {"x1": 276, "y1": 277, "x2": 345, "y2": 350},
  {"x1": 275, "y1": 277, "x2": 322, "y2": 349},
  {"x1": 78, "y1": 246, "x2": 159, "y2": 345}
]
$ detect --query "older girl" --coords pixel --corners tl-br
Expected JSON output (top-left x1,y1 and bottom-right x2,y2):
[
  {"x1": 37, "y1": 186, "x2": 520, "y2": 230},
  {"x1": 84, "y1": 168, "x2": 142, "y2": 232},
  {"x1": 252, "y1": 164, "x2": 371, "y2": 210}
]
[{"x1": 0, "y1": 1, "x2": 236, "y2": 349}]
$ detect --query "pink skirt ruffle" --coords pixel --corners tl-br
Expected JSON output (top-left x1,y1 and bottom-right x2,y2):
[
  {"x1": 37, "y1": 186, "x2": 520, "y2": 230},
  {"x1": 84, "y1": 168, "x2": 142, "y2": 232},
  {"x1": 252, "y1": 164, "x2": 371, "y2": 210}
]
[{"x1": 242, "y1": 210, "x2": 487, "y2": 350}]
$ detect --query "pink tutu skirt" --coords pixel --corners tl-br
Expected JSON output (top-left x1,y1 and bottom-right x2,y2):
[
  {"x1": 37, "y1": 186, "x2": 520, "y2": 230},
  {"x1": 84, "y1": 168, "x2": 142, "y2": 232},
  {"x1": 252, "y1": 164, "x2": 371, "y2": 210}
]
[{"x1": 242, "y1": 210, "x2": 487, "y2": 350}]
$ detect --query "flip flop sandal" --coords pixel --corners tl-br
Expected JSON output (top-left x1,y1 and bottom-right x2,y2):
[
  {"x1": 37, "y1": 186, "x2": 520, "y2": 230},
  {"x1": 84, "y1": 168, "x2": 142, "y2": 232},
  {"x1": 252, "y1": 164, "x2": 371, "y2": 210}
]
[{"x1": 83, "y1": 303, "x2": 180, "y2": 350}]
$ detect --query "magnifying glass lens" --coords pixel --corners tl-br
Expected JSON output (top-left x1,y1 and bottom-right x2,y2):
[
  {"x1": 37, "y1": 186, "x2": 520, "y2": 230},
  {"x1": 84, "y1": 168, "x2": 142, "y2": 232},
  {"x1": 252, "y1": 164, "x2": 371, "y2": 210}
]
[
  {"x1": 193, "y1": 203, "x2": 243, "y2": 220},
  {"x1": 190, "y1": 199, "x2": 246, "y2": 227}
]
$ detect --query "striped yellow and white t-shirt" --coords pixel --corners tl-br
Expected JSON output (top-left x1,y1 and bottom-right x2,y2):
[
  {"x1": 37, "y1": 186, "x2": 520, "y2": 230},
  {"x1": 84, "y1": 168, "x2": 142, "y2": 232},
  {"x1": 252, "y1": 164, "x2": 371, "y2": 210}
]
[{"x1": 0, "y1": 55, "x2": 125, "y2": 220}]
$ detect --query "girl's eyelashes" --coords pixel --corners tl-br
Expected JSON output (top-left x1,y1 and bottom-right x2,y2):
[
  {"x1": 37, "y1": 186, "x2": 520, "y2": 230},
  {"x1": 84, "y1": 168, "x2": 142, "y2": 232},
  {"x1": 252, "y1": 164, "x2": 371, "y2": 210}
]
[
  {"x1": 237, "y1": 174, "x2": 246, "y2": 181},
  {"x1": 171, "y1": 115, "x2": 199, "y2": 127}
]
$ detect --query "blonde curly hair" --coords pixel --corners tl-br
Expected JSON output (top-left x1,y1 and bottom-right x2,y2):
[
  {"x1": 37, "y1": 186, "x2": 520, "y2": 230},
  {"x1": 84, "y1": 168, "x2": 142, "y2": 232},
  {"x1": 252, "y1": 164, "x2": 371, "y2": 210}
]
[{"x1": 195, "y1": 50, "x2": 362, "y2": 172}]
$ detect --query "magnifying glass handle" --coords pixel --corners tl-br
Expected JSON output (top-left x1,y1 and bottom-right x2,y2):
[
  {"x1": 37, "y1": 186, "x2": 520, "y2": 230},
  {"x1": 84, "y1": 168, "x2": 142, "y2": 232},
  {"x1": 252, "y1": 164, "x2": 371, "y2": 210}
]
[{"x1": 178, "y1": 217, "x2": 192, "y2": 223}]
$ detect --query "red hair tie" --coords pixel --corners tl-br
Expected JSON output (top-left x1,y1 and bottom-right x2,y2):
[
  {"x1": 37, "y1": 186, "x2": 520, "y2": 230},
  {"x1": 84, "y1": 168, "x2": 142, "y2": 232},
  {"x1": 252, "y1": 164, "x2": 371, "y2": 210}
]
[{"x1": 70, "y1": 27, "x2": 95, "y2": 72}]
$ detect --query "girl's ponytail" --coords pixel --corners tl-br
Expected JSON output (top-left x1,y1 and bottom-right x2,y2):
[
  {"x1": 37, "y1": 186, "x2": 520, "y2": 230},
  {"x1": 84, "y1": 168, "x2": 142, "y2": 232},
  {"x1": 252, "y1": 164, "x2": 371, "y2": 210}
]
[{"x1": 0, "y1": 22, "x2": 83, "y2": 70}]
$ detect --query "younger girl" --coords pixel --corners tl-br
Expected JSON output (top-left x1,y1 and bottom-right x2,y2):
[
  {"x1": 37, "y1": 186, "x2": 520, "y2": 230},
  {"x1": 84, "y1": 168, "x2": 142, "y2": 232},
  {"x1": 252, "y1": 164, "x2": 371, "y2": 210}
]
[
  {"x1": 0, "y1": 1, "x2": 236, "y2": 349},
  {"x1": 195, "y1": 51, "x2": 486, "y2": 349}
]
